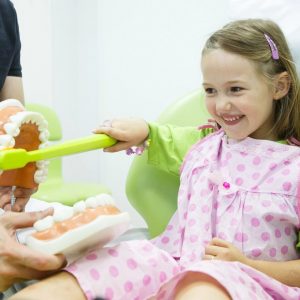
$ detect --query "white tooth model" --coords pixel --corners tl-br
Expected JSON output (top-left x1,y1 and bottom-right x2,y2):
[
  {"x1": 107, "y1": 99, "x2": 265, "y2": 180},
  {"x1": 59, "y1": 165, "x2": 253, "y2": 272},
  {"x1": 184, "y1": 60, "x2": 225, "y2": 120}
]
[
  {"x1": 0, "y1": 99, "x2": 49, "y2": 187},
  {"x1": 26, "y1": 194, "x2": 130, "y2": 263}
]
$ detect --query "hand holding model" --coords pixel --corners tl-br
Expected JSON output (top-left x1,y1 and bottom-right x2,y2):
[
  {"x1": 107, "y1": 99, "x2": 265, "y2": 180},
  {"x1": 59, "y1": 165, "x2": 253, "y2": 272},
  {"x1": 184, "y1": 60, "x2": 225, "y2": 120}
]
[{"x1": 0, "y1": 208, "x2": 65, "y2": 292}]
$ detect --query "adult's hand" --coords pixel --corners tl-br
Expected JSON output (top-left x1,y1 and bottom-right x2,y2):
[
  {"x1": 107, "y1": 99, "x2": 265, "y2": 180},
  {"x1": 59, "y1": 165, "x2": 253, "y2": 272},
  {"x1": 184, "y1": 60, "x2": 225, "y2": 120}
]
[
  {"x1": 0, "y1": 186, "x2": 37, "y2": 212},
  {"x1": 0, "y1": 208, "x2": 66, "y2": 292}
]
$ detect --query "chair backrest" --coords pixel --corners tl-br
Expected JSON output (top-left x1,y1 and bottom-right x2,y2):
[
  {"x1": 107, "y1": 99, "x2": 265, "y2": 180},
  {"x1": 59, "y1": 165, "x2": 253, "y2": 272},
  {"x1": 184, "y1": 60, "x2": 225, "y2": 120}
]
[
  {"x1": 126, "y1": 90, "x2": 210, "y2": 237},
  {"x1": 25, "y1": 103, "x2": 62, "y2": 141},
  {"x1": 25, "y1": 103, "x2": 63, "y2": 181}
]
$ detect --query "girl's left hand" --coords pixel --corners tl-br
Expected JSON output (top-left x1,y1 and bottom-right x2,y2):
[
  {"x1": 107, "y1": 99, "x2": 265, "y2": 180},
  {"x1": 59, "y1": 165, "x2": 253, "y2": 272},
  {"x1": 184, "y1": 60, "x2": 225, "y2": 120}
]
[{"x1": 203, "y1": 237, "x2": 248, "y2": 264}]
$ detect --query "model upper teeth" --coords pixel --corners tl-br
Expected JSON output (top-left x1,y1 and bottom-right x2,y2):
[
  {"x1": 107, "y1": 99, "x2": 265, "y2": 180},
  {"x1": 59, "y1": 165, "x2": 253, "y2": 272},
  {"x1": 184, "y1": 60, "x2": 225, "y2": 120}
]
[
  {"x1": 34, "y1": 216, "x2": 54, "y2": 231},
  {"x1": 73, "y1": 200, "x2": 86, "y2": 213},
  {"x1": 223, "y1": 116, "x2": 241, "y2": 122},
  {"x1": 3, "y1": 123, "x2": 20, "y2": 137},
  {"x1": 53, "y1": 207, "x2": 74, "y2": 222},
  {"x1": 33, "y1": 194, "x2": 117, "y2": 231},
  {"x1": 95, "y1": 193, "x2": 115, "y2": 206},
  {"x1": 0, "y1": 99, "x2": 49, "y2": 184},
  {"x1": 0, "y1": 135, "x2": 15, "y2": 148}
]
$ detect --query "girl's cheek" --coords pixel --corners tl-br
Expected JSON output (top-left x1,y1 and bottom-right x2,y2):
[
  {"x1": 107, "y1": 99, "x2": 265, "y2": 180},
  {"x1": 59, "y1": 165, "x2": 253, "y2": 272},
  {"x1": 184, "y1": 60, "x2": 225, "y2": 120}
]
[{"x1": 205, "y1": 101, "x2": 216, "y2": 116}]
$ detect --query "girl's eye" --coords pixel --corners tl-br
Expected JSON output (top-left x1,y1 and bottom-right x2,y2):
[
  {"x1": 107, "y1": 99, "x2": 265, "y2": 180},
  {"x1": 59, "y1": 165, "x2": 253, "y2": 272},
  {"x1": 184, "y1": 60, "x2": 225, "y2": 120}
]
[
  {"x1": 205, "y1": 88, "x2": 216, "y2": 95},
  {"x1": 231, "y1": 87, "x2": 243, "y2": 92}
]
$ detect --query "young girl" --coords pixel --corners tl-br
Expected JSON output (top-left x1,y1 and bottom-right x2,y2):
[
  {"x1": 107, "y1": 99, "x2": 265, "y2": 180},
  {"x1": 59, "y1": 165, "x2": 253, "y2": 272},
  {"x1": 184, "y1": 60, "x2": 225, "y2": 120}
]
[{"x1": 11, "y1": 19, "x2": 300, "y2": 300}]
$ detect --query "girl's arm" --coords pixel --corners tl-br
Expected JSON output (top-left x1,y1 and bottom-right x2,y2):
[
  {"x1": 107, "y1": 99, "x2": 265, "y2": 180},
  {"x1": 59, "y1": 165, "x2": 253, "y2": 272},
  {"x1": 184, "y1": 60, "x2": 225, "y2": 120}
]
[
  {"x1": 94, "y1": 118, "x2": 212, "y2": 176},
  {"x1": 147, "y1": 122, "x2": 210, "y2": 176},
  {"x1": 246, "y1": 258, "x2": 300, "y2": 287},
  {"x1": 205, "y1": 238, "x2": 300, "y2": 287}
]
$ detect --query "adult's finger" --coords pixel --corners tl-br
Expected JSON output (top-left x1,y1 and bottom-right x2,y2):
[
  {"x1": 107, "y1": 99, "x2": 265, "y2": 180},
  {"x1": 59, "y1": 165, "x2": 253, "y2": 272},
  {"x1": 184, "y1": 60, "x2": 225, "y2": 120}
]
[
  {"x1": 2, "y1": 208, "x2": 54, "y2": 229},
  {"x1": 11, "y1": 187, "x2": 37, "y2": 212},
  {"x1": 14, "y1": 187, "x2": 37, "y2": 198},
  {"x1": 0, "y1": 187, "x2": 12, "y2": 209},
  {"x1": 11, "y1": 197, "x2": 29, "y2": 212}
]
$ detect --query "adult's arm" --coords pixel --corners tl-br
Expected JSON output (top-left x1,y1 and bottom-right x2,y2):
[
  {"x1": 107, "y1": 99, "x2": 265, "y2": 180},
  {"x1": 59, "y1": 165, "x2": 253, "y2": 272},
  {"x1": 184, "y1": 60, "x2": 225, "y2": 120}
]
[{"x1": 0, "y1": 75, "x2": 24, "y2": 103}]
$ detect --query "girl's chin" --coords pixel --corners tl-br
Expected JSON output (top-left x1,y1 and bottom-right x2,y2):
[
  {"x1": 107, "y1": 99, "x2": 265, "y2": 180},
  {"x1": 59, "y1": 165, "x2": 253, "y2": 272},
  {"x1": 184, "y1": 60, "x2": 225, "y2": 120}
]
[{"x1": 224, "y1": 131, "x2": 248, "y2": 141}]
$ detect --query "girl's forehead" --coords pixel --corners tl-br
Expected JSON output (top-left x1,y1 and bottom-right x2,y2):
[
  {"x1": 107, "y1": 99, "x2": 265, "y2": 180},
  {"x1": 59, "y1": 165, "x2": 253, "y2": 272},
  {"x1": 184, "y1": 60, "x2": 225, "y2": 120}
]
[{"x1": 201, "y1": 49, "x2": 259, "y2": 84}]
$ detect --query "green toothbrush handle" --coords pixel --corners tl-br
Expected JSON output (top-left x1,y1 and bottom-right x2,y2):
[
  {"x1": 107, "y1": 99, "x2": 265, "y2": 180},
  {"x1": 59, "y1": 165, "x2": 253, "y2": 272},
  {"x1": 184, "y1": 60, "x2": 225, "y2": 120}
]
[
  {"x1": 0, "y1": 134, "x2": 117, "y2": 170},
  {"x1": 29, "y1": 134, "x2": 116, "y2": 160}
]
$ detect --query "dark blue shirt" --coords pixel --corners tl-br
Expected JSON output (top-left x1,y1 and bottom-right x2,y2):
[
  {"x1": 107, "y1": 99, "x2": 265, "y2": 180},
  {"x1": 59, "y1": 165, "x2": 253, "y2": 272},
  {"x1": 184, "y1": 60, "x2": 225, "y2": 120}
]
[{"x1": 0, "y1": 0, "x2": 22, "y2": 90}]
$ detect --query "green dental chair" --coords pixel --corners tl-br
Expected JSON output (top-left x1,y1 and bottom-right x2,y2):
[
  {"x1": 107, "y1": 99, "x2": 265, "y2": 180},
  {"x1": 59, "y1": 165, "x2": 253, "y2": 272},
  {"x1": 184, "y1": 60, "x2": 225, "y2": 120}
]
[
  {"x1": 25, "y1": 103, "x2": 111, "y2": 206},
  {"x1": 126, "y1": 89, "x2": 210, "y2": 238}
]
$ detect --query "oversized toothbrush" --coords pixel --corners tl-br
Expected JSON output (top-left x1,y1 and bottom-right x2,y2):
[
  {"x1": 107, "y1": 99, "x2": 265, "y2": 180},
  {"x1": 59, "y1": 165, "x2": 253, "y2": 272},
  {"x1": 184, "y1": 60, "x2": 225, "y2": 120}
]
[
  {"x1": 0, "y1": 100, "x2": 116, "y2": 173},
  {"x1": 0, "y1": 134, "x2": 117, "y2": 171}
]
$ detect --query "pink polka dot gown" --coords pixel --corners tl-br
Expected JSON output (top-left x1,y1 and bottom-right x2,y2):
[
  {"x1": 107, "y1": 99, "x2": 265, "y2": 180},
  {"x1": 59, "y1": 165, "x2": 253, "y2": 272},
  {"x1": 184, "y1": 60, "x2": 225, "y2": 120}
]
[{"x1": 65, "y1": 130, "x2": 300, "y2": 299}]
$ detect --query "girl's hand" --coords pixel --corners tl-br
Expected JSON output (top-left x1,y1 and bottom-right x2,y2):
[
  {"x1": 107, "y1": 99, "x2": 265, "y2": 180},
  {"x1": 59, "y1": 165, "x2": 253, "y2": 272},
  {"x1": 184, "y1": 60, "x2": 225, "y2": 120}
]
[
  {"x1": 0, "y1": 186, "x2": 37, "y2": 212},
  {"x1": 203, "y1": 237, "x2": 248, "y2": 264},
  {"x1": 93, "y1": 117, "x2": 149, "y2": 153}
]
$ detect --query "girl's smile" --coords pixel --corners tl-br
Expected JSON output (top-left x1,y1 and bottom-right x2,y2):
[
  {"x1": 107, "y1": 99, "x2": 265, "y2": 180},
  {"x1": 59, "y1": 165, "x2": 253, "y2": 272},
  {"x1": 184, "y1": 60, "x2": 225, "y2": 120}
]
[{"x1": 220, "y1": 114, "x2": 244, "y2": 126}]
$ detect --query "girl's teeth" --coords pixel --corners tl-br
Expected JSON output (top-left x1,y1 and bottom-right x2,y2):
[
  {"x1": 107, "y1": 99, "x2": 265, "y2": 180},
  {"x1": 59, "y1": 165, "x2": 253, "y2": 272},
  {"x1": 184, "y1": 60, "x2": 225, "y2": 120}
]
[{"x1": 224, "y1": 116, "x2": 240, "y2": 121}]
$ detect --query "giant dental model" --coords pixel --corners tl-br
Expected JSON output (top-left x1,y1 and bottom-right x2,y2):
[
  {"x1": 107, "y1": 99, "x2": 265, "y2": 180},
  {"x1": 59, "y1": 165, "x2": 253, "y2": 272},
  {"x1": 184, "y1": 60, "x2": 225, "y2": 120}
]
[
  {"x1": 26, "y1": 193, "x2": 130, "y2": 261},
  {"x1": 0, "y1": 99, "x2": 49, "y2": 189}
]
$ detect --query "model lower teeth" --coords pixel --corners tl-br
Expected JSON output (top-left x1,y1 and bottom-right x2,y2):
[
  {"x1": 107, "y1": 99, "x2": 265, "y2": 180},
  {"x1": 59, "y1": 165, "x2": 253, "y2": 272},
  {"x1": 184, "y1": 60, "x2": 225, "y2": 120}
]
[{"x1": 25, "y1": 194, "x2": 131, "y2": 262}]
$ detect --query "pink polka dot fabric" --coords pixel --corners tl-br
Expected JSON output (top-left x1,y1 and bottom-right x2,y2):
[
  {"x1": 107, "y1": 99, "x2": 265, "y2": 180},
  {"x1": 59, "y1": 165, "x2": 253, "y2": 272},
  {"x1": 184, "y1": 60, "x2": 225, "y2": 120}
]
[
  {"x1": 66, "y1": 240, "x2": 179, "y2": 299},
  {"x1": 65, "y1": 130, "x2": 300, "y2": 299}
]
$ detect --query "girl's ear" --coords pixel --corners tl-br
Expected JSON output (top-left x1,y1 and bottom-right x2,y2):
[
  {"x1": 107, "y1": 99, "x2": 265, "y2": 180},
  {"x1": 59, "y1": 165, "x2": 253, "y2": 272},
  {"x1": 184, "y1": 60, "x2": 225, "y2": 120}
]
[{"x1": 273, "y1": 71, "x2": 290, "y2": 100}]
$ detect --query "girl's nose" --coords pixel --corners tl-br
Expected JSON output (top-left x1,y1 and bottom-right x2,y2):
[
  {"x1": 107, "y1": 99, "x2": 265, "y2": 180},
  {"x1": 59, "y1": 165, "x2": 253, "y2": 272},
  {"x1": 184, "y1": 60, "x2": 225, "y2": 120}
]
[{"x1": 216, "y1": 96, "x2": 231, "y2": 111}]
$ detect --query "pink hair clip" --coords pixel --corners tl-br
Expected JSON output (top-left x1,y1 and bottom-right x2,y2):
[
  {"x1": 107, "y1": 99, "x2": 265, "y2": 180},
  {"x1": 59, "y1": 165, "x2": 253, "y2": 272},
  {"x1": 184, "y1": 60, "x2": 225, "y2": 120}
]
[
  {"x1": 287, "y1": 137, "x2": 300, "y2": 147},
  {"x1": 264, "y1": 34, "x2": 279, "y2": 60}
]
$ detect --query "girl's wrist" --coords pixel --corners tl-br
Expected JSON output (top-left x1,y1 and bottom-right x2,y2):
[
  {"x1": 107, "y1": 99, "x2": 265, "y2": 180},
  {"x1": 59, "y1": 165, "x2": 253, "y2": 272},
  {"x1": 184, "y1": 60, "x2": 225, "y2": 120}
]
[
  {"x1": 126, "y1": 137, "x2": 151, "y2": 156},
  {"x1": 242, "y1": 257, "x2": 256, "y2": 269}
]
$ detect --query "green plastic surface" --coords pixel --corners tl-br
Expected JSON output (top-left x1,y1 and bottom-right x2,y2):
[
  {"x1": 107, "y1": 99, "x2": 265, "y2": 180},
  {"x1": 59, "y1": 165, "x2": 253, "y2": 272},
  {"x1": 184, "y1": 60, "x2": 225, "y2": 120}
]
[
  {"x1": 126, "y1": 90, "x2": 210, "y2": 237},
  {"x1": 34, "y1": 180, "x2": 111, "y2": 206},
  {"x1": 26, "y1": 103, "x2": 62, "y2": 141},
  {"x1": 0, "y1": 134, "x2": 116, "y2": 170}
]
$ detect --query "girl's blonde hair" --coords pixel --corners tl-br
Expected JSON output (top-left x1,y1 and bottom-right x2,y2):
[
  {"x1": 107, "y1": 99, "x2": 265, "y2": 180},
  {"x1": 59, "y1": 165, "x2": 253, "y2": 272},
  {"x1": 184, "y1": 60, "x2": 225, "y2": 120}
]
[{"x1": 202, "y1": 19, "x2": 300, "y2": 141}]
